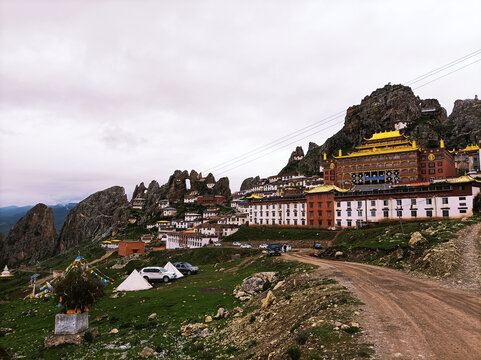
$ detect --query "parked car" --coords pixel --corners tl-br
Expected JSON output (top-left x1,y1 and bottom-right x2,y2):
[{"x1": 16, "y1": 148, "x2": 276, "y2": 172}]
[
  {"x1": 240, "y1": 244, "x2": 252, "y2": 249},
  {"x1": 139, "y1": 267, "x2": 176, "y2": 282},
  {"x1": 314, "y1": 243, "x2": 323, "y2": 249},
  {"x1": 214, "y1": 242, "x2": 222, "y2": 247},
  {"x1": 233, "y1": 242, "x2": 241, "y2": 246},
  {"x1": 259, "y1": 244, "x2": 268, "y2": 249},
  {"x1": 173, "y1": 262, "x2": 199, "y2": 275},
  {"x1": 266, "y1": 243, "x2": 282, "y2": 256}
]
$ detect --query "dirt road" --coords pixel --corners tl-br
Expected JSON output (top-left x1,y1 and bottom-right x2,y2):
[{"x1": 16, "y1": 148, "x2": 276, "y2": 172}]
[{"x1": 284, "y1": 250, "x2": 481, "y2": 360}]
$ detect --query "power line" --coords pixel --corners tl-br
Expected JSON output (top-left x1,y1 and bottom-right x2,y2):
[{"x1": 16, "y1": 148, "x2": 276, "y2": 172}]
[{"x1": 202, "y1": 48, "x2": 481, "y2": 176}]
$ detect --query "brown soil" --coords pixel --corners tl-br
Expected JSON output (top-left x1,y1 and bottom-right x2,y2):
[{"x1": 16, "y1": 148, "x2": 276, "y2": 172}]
[{"x1": 284, "y1": 250, "x2": 481, "y2": 360}]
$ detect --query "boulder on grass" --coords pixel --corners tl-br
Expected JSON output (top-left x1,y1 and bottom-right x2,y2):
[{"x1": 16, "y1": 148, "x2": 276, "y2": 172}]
[{"x1": 409, "y1": 232, "x2": 427, "y2": 248}]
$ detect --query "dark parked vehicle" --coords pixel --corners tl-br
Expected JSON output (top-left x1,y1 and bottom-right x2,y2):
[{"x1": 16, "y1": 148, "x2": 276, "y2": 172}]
[
  {"x1": 266, "y1": 243, "x2": 282, "y2": 257},
  {"x1": 173, "y1": 262, "x2": 199, "y2": 275},
  {"x1": 314, "y1": 243, "x2": 323, "y2": 249}
]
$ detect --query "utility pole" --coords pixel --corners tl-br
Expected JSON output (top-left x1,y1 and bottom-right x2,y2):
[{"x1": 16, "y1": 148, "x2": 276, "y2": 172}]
[{"x1": 398, "y1": 214, "x2": 404, "y2": 235}]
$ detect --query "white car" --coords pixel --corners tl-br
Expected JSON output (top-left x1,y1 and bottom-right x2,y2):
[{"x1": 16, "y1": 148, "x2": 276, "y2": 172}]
[
  {"x1": 259, "y1": 244, "x2": 268, "y2": 249},
  {"x1": 139, "y1": 267, "x2": 176, "y2": 283},
  {"x1": 240, "y1": 244, "x2": 252, "y2": 249},
  {"x1": 233, "y1": 242, "x2": 241, "y2": 246},
  {"x1": 214, "y1": 242, "x2": 222, "y2": 247}
]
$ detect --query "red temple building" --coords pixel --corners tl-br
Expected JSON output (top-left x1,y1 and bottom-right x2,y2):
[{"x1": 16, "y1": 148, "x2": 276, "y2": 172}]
[{"x1": 320, "y1": 130, "x2": 456, "y2": 187}]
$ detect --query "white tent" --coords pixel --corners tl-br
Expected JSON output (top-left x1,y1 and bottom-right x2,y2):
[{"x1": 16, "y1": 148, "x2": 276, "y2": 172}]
[
  {"x1": 116, "y1": 269, "x2": 153, "y2": 291},
  {"x1": 164, "y1": 262, "x2": 184, "y2": 279}
]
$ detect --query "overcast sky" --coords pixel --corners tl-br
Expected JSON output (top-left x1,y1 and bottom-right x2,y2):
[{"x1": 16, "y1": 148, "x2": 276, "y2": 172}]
[{"x1": 1, "y1": 1, "x2": 480, "y2": 206}]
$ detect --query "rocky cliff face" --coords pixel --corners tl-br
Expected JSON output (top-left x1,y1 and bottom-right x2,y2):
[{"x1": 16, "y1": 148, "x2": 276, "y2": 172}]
[
  {"x1": 0, "y1": 204, "x2": 57, "y2": 265},
  {"x1": 57, "y1": 186, "x2": 128, "y2": 253},
  {"x1": 279, "y1": 84, "x2": 477, "y2": 175},
  {"x1": 240, "y1": 176, "x2": 261, "y2": 191},
  {"x1": 213, "y1": 177, "x2": 232, "y2": 198},
  {"x1": 445, "y1": 98, "x2": 481, "y2": 149},
  {"x1": 130, "y1": 170, "x2": 232, "y2": 224}
]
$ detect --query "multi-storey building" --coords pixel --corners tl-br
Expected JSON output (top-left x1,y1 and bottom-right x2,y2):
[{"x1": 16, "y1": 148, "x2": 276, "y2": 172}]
[
  {"x1": 164, "y1": 231, "x2": 218, "y2": 249},
  {"x1": 305, "y1": 185, "x2": 347, "y2": 228},
  {"x1": 218, "y1": 213, "x2": 248, "y2": 226},
  {"x1": 197, "y1": 195, "x2": 226, "y2": 205},
  {"x1": 333, "y1": 176, "x2": 480, "y2": 227},
  {"x1": 320, "y1": 130, "x2": 456, "y2": 187},
  {"x1": 454, "y1": 144, "x2": 480, "y2": 175},
  {"x1": 247, "y1": 195, "x2": 306, "y2": 226}
]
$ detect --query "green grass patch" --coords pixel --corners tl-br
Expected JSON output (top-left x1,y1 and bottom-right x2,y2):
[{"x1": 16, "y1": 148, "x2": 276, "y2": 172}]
[{"x1": 0, "y1": 250, "x2": 308, "y2": 359}]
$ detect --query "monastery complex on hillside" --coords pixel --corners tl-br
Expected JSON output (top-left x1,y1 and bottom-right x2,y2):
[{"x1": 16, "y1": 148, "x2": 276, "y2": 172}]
[{"x1": 116, "y1": 129, "x2": 481, "y2": 251}]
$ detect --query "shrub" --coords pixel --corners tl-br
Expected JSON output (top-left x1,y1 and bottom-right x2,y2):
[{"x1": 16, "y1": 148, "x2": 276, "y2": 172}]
[
  {"x1": 54, "y1": 269, "x2": 105, "y2": 313},
  {"x1": 295, "y1": 330, "x2": 310, "y2": 345},
  {"x1": 287, "y1": 346, "x2": 301, "y2": 360}
]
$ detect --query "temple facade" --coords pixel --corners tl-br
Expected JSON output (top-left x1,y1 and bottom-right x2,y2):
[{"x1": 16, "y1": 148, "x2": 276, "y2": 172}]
[{"x1": 320, "y1": 130, "x2": 456, "y2": 187}]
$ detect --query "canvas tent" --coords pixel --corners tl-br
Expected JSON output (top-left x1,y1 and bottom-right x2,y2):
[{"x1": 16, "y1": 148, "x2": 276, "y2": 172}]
[
  {"x1": 116, "y1": 269, "x2": 153, "y2": 291},
  {"x1": 164, "y1": 262, "x2": 184, "y2": 278}
]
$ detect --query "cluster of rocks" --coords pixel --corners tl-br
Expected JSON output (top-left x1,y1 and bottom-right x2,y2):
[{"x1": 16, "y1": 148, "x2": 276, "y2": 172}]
[
  {"x1": 180, "y1": 323, "x2": 209, "y2": 338},
  {"x1": 421, "y1": 241, "x2": 458, "y2": 278},
  {"x1": 233, "y1": 272, "x2": 276, "y2": 301}
]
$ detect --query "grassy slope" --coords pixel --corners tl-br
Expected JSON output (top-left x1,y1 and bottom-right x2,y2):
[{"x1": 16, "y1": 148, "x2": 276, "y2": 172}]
[
  {"x1": 322, "y1": 216, "x2": 481, "y2": 268},
  {"x1": 0, "y1": 248, "x2": 313, "y2": 359}
]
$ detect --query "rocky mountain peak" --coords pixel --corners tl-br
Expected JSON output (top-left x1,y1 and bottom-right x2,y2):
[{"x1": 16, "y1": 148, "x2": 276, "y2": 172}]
[
  {"x1": 0, "y1": 203, "x2": 57, "y2": 265},
  {"x1": 57, "y1": 186, "x2": 128, "y2": 253}
]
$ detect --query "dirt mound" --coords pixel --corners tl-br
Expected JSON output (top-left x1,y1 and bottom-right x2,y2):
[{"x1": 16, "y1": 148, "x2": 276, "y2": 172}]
[{"x1": 212, "y1": 272, "x2": 371, "y2": 359}]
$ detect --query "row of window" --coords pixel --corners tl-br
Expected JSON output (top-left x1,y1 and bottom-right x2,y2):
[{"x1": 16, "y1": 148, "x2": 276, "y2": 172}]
[
  {"x1": 343, "y1": 197, "x2": 465, "y2": 208},
  {"x1": 251, "y1": 211, "x2": 306, "y2": 218},
  {"x1": 251, "y1": 203, "x2": 305, "y2": 210},
  {"x1": 251, "y1": 218, "x2": 306, "y2": 225}
]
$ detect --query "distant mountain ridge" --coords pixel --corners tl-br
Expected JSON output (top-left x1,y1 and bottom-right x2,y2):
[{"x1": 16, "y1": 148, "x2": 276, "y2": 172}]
[{"x1": 0, "y1": 203, "x2": 77, "y2": 236}]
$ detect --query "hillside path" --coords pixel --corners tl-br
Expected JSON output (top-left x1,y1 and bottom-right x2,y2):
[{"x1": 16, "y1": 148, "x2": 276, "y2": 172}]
[{"x1": 284, "y1": 250, "x2": 481, "y2": 360}]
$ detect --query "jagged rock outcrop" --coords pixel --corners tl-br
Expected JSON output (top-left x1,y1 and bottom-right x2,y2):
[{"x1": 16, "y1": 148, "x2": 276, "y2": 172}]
[
  {"x1": 130, "y1": 170, "x2": 232, "y2": 224},
  {"x1": 445, "y1": 97, "x2": 481, "y2": 149},
  {"x1": 213, "y1": 177, "x2": 231, "y2": 199},
  {"x1": 0, "y1": 204, "x2": 57, "y2": 265},
  {"x1": 57, "y1": 186, "x2": 128, "y2": 253},
  {"x1": 279, "y1": 84, "x2": 475, "y2": 175},
  {"x1": 240, "y1": 176, "x2": 261, "y2": 191},
  {"x1": 288, "y1": 146, "x2": 304, "y2": 163},
  {"x1": 131, "y1": 182, "x2": 147, "y2": 200}
]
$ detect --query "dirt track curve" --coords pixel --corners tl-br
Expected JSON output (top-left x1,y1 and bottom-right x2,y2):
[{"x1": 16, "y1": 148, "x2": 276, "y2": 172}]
[{"x1": 284, "y1": 250, "x2": 481, "y2": 360}]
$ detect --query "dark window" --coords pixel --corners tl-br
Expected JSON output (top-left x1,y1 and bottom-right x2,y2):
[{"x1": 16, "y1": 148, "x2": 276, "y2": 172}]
[
  {"x1": 437, "y1": 161, "x2": 443, "y2": 166},
  {"x1": 438, "y1": 168, "x2": 443, "y2": 173}
]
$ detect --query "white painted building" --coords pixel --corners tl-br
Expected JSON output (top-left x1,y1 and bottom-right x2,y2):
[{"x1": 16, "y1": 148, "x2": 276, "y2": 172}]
[
  {"x1": 203, "y1": 208, "x2": 220, "y2": 219},
  {"x1": 247, "y1": 196, "x2": 307, "y2": 226},
  {"x1": 158, "y1": 199, "x2": 170, "y2": 209},
  {"x1": 218, "y1": 213, "x2": 249, "y2": 226},
  {"x1": 334, "y1": 180, "x2": 480, "y2": 227},
  {"x1": 164, "y1": 231, "x2": 219, "y2": 249},
  {"x1": 185, "y1": 212, "x2": 202, "y2": 222}
]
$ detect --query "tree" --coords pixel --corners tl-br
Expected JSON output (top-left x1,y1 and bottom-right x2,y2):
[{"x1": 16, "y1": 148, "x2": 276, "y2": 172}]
[{"x1": 54, "y1": 269, "x2": 105, "y2": 313}]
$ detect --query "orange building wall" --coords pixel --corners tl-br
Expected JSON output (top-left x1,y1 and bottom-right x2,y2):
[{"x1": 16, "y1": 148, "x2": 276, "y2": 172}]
[
  {"x1": 118, "y1": 241, "x2": 145, "y2": 256},
  {"x1": 306, "y1": 192, "x2": 335, "y2": 227}
]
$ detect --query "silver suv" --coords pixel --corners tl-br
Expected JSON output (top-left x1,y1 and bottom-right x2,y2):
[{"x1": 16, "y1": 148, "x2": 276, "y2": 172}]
[{"x1": 139, "y1": 267, "x2": 176, "y2": 283}]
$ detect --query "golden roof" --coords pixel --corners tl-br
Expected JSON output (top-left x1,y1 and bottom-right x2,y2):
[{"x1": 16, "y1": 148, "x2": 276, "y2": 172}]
[
  {"x1": 364, "y1": 130, "x2": 405, "y2": 141},
  {"x1": 246, "y1": 194, "x2": 264, "y2": 199},
  {"x1": 458, "y1": 144, "x2": 480, "y2": 152},
  {"x1": 334, "y1": 145, "x2": 418, "y2": 159},
  {"x1": 447, "y1": 175, "x2": 481, "y2": 184},
  {"x1": 305, "y1": 184, "x2": 349, "y2": 193}
]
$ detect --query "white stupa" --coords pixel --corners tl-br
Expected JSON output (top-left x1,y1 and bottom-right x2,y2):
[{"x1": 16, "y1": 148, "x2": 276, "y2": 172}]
[{"x1": 1, "y1": 265, "x2": 12, "y2": 277}]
